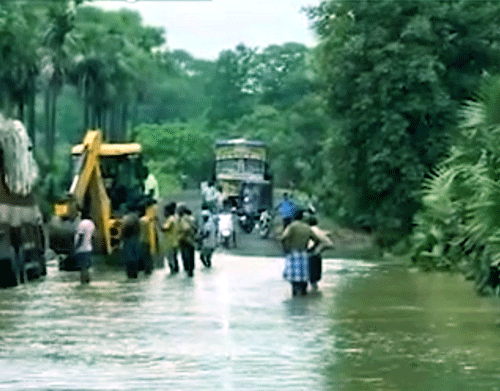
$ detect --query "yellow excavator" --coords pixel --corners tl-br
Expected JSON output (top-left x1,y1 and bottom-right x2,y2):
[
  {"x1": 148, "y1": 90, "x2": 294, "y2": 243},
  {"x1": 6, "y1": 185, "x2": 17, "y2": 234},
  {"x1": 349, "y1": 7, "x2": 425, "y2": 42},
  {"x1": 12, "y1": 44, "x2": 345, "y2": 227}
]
[{"x1": 48, "y1": 130, "x2": 160, "y2": 270}]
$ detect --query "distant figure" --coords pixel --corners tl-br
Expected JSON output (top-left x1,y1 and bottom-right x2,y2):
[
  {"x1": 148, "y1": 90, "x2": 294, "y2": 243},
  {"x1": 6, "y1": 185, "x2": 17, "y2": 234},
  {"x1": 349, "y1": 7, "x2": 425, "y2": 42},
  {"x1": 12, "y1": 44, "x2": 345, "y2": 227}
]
[
  {"x1": 177, "y1": 205, "x2": 197, "y2": 277},
  {"x1": 199, "y1": 209, "x2": 217, "y2": 267},
  {"x1": 307, "y1": 216, "x2": 333, "y2": 291},
  {"x1": 280, "y1": 210, "x2": 324, "y2": 296},
  {"x1": 161, "y1": 202, "x2": 180, "y2": 274},
  {"x1": 215, "y1": 185, "x2": 224, "y2": 213},
  {"x1": 203, "y1": 181, "x2": 219, "y2": 213},
  {"x1": 276, "y1": 192, "x2": 297, "y2": 229},
  {"x1": 218, "y1": 200, "x2": 236, "y2": 248},
  {"x1": 122, "y1": 211, "x2": 141, "y2": 279},
  {"x1": 144, "y1": 172, "x2": 160, "y2": 202},
  {"x1": 138, "y1": 200, "x2": 156, "y2": 275},
  {"x1": 74, "y1": 209, "x2": 95, "y2": 284}
]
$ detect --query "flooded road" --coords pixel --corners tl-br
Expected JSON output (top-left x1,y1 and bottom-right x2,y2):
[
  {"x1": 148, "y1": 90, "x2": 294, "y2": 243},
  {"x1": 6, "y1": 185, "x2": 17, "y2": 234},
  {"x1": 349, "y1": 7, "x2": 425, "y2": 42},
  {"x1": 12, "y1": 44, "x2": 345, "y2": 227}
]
[{"x1": 1, "y1": 248, "x2": 500, "y2": 390}]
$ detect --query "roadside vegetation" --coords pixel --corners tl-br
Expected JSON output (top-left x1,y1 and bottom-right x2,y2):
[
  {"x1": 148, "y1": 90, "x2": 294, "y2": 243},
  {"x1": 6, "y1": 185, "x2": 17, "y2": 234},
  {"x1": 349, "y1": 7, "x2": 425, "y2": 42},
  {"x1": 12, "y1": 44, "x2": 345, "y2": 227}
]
[{"x1": 3, "y1": 0, "x2": 500, "y2": 289}]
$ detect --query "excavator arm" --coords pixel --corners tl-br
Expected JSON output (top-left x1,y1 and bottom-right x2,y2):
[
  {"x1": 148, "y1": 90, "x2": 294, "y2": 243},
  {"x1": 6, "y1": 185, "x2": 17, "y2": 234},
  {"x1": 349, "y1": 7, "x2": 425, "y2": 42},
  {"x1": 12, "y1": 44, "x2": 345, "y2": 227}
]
[
  {"x1": 51, "y1": 129, "x2": 159, "y2": 262},
  {"x1": 69, "y1": 130, "x2": 102, "y2": 208},
  {"x1": 54, "y1": 130, "x2": 115, "y2": 254}
]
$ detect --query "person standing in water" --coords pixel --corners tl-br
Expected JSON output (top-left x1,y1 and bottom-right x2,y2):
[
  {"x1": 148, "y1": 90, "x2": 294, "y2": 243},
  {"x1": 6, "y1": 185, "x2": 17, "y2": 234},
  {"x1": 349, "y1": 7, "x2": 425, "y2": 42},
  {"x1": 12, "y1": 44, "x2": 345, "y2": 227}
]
[
  {"x1": 74, "y1": 208, "x2": 95, "y2": 284},
  {"x1": 280, "y1": 209, "x2": 324, "y2": 296}
]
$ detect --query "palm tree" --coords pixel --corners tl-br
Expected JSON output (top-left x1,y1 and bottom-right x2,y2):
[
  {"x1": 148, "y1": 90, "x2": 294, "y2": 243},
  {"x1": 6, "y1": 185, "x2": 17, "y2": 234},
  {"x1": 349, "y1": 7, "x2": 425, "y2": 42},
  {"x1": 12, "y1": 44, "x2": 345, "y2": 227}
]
[
  {"x1": 412, "y1": 76, "x2": 500, "y2": 280},
  {"x1": 67, "y1": 6, "x2": 165, "y2": 141},
  {"x1": 0, "y1": 2, "x2": 41, "y2": 138},
  {"x1": 40, "y1": 0, "x2": 77, "y2": 165}
]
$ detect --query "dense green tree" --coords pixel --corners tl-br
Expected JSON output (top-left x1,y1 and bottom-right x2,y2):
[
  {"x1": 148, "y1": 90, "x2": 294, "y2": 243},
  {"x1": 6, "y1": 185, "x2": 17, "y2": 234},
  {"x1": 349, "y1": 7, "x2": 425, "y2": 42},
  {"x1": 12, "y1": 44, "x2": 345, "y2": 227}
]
[
  {"x1": 411, "y1": 76, "x2": 500, "y2": 285},
  {"x1": 40, "y1": 0, "x2": 77, "y2": 165},
  {"x1": 135, "y1": 50, "x2": 213, "y2": 124},
  {"x1": 132, "y1": 118, "x2": 214, "y2": 192},
  {"x1": 68, "y1": 5, "x2": 165, "y2": 140},
  {"x1": 257, "y1": 42, "x2": 316, "y2": 109},
  {"x1": 206, "y1": 44, "x2": 258, "y2": 125},
  {"x1": 0, "y1": 1, "x2": 44, "y2": 132},
  {"x1": 309, "y1": 0, "x2": 500, "y2": 232}
]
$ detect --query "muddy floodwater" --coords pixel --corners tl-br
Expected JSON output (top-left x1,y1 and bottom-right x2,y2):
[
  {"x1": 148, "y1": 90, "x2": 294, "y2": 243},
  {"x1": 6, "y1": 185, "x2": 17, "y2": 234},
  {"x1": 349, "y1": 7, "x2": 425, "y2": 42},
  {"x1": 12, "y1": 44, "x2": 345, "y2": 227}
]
[{"x1": 1, "y1": 252, "x2": 500, "y2": 390}]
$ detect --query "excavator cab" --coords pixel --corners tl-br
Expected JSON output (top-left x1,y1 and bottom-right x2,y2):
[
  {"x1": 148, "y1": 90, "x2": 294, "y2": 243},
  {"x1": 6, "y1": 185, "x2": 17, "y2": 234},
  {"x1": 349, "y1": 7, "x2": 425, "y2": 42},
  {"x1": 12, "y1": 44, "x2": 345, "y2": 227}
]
[{"x1": 99, "y1": 153, "x2": 148, "y2": 214}]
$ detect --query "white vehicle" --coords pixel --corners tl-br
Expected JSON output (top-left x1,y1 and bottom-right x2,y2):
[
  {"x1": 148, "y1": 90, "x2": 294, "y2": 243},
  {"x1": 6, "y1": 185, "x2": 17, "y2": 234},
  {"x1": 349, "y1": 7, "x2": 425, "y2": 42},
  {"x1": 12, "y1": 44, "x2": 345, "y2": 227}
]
[
  {"x1": 218, "y1": 212, "x2": 236, "y2": 248},
  {"x1": 258, "y1": 209, "x2": 271, "y2": 238}
]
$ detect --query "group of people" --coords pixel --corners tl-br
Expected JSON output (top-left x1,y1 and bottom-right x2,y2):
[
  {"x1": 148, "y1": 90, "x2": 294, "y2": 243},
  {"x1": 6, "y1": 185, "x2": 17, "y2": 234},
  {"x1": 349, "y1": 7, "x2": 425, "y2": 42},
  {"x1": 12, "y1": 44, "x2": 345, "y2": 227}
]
[
  {"x1": 73, "y1": 185, "x2": 333, "y2": 297},
  {"x1": 73, "y1": 196, "x2": 160, "y2": 283},
  {"x1": 162, "y1": 201, "x2": 219, "y2": 277}
]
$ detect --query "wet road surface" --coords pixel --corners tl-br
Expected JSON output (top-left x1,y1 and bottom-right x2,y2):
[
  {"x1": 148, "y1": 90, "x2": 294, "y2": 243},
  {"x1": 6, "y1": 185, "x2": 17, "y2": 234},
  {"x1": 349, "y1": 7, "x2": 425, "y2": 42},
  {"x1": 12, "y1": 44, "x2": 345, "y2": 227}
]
[{"x1": 2, "y1": 239, "x2": 500, "y2": 390}]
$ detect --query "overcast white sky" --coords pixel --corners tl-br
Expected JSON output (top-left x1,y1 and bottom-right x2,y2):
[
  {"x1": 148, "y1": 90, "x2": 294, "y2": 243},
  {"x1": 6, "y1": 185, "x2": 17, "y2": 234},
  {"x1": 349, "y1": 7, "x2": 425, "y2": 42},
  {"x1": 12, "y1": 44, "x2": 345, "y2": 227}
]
[{"x1": 94, "y1": 0, "x2": 320, "y2": 60}]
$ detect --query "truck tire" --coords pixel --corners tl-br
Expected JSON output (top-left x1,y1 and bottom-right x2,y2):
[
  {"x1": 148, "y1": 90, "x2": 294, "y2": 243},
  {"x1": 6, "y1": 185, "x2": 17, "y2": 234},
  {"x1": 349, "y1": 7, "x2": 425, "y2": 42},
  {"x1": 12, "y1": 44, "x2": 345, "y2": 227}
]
[{"x1": 0, "y1": 246, "x2": 19, "y2": 287}]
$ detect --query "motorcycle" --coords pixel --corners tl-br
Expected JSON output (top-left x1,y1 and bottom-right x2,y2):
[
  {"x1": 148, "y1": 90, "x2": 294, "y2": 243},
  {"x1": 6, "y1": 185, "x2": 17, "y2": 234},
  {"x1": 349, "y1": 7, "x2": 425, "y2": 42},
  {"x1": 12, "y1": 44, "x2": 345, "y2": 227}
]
[
  {"x1": 257, "y1": 210, "x2": 271, "y2": 239},
  {"x1": 218, "y1": 212, "x2": 236, "y2": 248},
  {"x1": 238, "y1": 212, "x2": 255, "y2": 234}
]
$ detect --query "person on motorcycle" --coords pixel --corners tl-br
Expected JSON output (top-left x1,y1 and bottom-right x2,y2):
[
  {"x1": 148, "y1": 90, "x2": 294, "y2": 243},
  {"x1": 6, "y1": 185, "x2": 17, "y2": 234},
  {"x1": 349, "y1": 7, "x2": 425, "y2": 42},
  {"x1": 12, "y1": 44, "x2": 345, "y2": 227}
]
[
  {"x1": 218, "y1": 200, "x2": 236, "y2": 248},
  {"x1": 258, "y1": 209, "x2": 272, "y2": 238},
  {"x1": 276, "y1": 192, "x2": 297, "y2": 229}
]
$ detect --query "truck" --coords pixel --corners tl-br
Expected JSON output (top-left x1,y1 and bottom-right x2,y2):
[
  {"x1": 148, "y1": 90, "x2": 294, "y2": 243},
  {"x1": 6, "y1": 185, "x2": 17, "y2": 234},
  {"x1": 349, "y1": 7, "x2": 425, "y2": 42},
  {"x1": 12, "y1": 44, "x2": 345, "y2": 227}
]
[
  {"x1": 212, "y1": 138, "x2": 273, "y2": 233},
  {"x1": 48, "y1": 130, "x2": 160, "y2": 271},
  {"x1": 0, "y1": 114, "x2": 46, "y2": 288}
]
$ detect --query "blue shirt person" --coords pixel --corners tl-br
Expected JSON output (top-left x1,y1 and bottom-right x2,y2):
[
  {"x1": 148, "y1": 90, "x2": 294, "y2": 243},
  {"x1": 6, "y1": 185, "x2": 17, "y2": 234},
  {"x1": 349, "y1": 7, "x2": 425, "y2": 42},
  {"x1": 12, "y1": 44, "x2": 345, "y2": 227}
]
[{"x1": 276, "y1": 192, "x2": 297, "y2": 228}]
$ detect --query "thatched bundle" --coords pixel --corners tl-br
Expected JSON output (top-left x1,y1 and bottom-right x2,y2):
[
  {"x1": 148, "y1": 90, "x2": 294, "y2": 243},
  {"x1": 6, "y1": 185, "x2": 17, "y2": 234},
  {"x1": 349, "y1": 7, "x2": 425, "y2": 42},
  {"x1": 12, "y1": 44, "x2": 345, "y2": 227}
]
[{"x1": 0, "y1": 114, "x2": 38, "y2": 196}]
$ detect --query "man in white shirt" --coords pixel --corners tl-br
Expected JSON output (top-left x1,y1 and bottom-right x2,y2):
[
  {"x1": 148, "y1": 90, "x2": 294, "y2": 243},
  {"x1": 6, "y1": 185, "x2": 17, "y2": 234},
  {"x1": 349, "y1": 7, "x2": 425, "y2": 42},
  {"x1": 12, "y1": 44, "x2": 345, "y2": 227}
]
[
  {"x1": 74, "y1": 210, "x2": 95, "y2": 284},
  {"x1": 144, "y1": 172, "x2": 160, "y2": 202}
]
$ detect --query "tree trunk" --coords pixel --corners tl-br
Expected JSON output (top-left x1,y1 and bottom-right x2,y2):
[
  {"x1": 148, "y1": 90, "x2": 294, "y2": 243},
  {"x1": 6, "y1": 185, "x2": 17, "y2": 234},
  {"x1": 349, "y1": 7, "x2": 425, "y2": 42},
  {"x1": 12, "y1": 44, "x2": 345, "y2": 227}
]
[
  {"x1": 45, "y1": 87, "x2": 51, "y2": 161},
  {"x1": 131, "y1": 95, "x2": 138, "y2": 135},
  {"x1": 121, "y1": 101, "x2": 128, "y2": 141},
  {"x1": 83, "y1": 78, "x2": 89, "y2": 132},
  {"x1": 95, "y1": 106, "x2": 101, "y2": 130},
  {"x1": 27, "y1": 77, "x2": 36, "y2": 144},
  {"x1": 45, "y1": 84, "x2": 58, "y2": 167},
  {"x1": 18, "y1": 100, "x2": 24, "y2": 121}
]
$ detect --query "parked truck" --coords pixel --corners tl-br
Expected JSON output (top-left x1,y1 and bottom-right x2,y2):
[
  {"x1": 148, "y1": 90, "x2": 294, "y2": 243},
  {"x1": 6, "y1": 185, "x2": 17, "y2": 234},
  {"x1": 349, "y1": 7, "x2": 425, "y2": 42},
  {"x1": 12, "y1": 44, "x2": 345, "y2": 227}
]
[
  {"x1": 0, "y1": 114, "x2": 46, "y2": 288},
  {"x1": 213, "y1": 139, "x2": 273, "y2": 234}
]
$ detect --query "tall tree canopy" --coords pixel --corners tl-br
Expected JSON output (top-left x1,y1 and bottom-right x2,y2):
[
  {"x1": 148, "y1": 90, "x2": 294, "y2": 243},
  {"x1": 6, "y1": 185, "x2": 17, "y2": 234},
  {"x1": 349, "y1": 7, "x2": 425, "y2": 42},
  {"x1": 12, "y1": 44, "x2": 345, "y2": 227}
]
[
  {"x1": 69, "y1": 5, "x2": 165, "y2": 140},
  {"x1": 309, "y1": 0, "x2": 500, "y2": 232}
]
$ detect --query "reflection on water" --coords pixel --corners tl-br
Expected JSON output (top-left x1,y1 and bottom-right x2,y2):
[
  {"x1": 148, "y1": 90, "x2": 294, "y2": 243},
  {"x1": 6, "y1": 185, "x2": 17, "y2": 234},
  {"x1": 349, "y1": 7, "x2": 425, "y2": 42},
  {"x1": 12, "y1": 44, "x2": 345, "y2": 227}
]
[{"x1": 0, "y1": 254, "x2": 500, "y2": 390}]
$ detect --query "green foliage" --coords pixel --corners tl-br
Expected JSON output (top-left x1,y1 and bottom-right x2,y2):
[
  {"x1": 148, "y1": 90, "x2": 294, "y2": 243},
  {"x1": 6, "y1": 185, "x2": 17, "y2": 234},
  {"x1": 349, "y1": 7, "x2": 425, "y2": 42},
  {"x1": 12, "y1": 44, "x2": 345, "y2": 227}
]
[
  {"x1": 67, "y1": 5, "x2": 166, "y2": 138},
  {"x1": 309, "y1": 0, "x2": 500, "y2": 233},
  {"x1": 206, "y1": 44, "x2": 258, "y2": 125},
  {"x1": 131, "y1": 118, "x2": 215, "y2": 193},
  {"x1": 0, "y1": 1, "x2": 47, "y2": 114},
  {"x1": 257, "y1": 42, "x2": 316, "y2": 109},
  {"x1": 411, "y1": 75, "x2": 500, "y2": 272}
]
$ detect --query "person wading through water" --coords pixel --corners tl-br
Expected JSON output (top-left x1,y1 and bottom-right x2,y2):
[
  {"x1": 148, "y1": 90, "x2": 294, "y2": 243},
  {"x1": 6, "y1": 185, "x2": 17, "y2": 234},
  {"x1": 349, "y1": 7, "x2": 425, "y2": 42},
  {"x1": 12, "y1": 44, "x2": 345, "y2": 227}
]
[
  {"x1": 74, "y1": 208, "x2": 95, "y2": 284},
  {"x1": 307, "y1": 216, "x2": 334, "y2": 291},
  {"x1": 280, "y1": 209, "x2": 328, "y2": 296},
  {"x1": 178, "y1": 205, "x2": 197, "y2": 277},
  {"x1": 161, "y1": 202, "x2": 180, "y2": 274}
]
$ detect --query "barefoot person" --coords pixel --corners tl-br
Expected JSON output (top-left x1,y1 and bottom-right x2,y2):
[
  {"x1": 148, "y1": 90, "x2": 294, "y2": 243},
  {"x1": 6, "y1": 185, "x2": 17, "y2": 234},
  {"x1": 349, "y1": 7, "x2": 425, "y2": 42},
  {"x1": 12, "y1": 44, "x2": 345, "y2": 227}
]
[{"x1": 280, "y1": 209, "x2": 324, "y2": 296}]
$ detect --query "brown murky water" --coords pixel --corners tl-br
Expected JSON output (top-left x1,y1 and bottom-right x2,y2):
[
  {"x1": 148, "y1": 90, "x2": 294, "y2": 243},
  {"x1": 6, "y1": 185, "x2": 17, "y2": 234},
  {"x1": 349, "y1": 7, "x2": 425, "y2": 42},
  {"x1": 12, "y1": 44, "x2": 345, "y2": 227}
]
[{"x1": 1, "y1": 252, "x2": 500, "y2": 390}]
